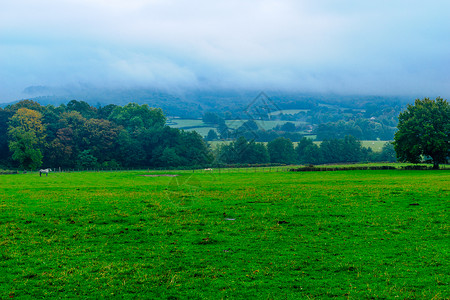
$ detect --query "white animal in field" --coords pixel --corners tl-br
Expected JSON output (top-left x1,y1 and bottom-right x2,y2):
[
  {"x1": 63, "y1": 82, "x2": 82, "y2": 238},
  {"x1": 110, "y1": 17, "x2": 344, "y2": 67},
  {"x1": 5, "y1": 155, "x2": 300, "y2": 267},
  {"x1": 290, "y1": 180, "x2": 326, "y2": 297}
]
[
  {"x1": 39, "y1": 168, "x2": 52, "y2": 177},
  {"x1": 203, "y1": 168, "x2": 213, "y2": 172}
]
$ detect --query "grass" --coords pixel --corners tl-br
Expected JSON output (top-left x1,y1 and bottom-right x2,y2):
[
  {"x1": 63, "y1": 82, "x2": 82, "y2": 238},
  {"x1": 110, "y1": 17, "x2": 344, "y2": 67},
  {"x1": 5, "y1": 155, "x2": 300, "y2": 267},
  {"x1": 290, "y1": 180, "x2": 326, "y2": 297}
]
[
  {"x1": 184, "y1": 127, "x2": 218, "y2": 137},
  {"x1": 268, "y1": 109, "x2": 310, "y2": 116},
  {"x1": 1, "y1": 169, "x2": 449, "y2": 299},
  {"x1": 168, "y1": 119, "x2": 205, "y2": 128},
  {"x1": 361, "y1": 141, "x2": 391, "y2": 152},
  {"x1": 168, "y1": 118, "x2": 310, "y2": 137},
  {"x1": 225, "y1": 120, "x2": 307, "y2": 131}
]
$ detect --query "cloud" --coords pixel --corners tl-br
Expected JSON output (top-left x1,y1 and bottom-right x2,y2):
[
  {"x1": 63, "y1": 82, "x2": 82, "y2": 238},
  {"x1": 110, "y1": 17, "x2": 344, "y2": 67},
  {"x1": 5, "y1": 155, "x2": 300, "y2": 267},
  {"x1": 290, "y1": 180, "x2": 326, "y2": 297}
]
[{"x1": 1, "y1": 0, "x2": 450, "y2": 101}]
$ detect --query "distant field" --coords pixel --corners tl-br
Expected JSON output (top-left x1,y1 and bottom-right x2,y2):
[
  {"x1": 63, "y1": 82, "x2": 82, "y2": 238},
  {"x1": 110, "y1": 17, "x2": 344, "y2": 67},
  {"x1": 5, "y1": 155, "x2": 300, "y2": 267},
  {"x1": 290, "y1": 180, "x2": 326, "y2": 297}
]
[
  {"x1": 361, "y1": 140, "x2": 391, "y2": 152},
  {"x1": 167, "y1": 119, "x2": 204, "y2": 128},
  {"x1": 185, "y1": 127, "x2": 217, "y2": 136},
  {"x1": 225, "y1": 120, "x2": 307, "y2": 130},
  {"x1": 168, "y1": 118, "x2": 309, "y2": 137},
  {"x1": 1, "y1": 169, "x2": 448, "y2": 298},
  {"x1": 268, "y1": 109, "x2": 309, "y2": 116}
]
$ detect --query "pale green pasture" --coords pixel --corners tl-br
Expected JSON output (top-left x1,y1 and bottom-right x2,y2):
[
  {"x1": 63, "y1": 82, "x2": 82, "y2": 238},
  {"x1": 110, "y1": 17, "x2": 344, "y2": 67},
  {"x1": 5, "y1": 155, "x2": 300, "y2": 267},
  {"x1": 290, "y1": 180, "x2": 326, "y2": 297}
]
[
  {"x1": 268, "y1": 109, "x2": 309, "y2": 116},
  {"x1": 168, "y1": 119, "x2": 204, "y2": 128},
  {"x1": 225, "y1": 120, "x2": 307, "y2": 130}
]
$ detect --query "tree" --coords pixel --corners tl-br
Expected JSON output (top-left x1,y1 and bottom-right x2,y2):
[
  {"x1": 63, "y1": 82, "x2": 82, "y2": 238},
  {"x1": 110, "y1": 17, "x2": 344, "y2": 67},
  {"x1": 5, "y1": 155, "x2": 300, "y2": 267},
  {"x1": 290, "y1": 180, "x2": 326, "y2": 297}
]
[
  {"x1": 280, "y1": 122, "x2": 297, "y2": 132},
  {"x1": 302, "y1": 143, "x2": 322, "y2": 165},
  {"x1": 202, "y1": 112, "x2": 224, "y2": 125},
  {"x1": 76, "y1": 150, "x2": 98, "y2": 169},
  {"x1": 394, "y1": 97, "x2": 449, "y2": 169},
  {"x1": 379, "y1": 142, "x2": 397, "y2": 163},
  {"x1": 81, "y1": 118, "x2": 122, "y2": 164},
  {"x1": 0, "y1": 109, "x2": 13, "y2": 164},
  {"x1": 319, "y1": 139, "x2": 343, "y2": 164},
  {"x1": 108, "y1": 103, "x2": 166, "y2": 132},
  {"x1": 267, "y1": 137, "x2": 296, "y2": 164},
  {"x1": 340, "y1": 135, "x2": 363, "y2": 163},
  {"x1": 215, "y1": 137, "x2": 269, "y2": 164},
  {"x1": 7, "y1": 108, "x2": 46, "y2": 170},
  {"x1": 296, "y1": 137, "x2": 322, "y2": 164},
  {"x1": 205, "y1": 129, "x2": 218, "y2": 141},
  {"x1": 66, "y1": 100, "x2": 97, "y2": 119}
]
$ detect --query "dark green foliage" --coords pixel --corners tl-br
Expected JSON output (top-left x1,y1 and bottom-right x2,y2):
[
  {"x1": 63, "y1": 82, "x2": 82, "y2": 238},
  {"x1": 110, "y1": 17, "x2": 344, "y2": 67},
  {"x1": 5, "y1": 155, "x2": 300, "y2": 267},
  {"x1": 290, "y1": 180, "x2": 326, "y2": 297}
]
[
  {"x1": 320, "y1": 137, "x2": 366, "y2": 164},
  {"x1": 108, "y1": 103, "x2": 166, "y2": 131},
  {"x1": 394, "y1": 97, "x2": 449, "y2": 169},
  {"x1": 268, "y1": 137, "x2": 296, "y2": 164},
  {"x1": 279, "y1": 121, "x2": 296, "y2": 132},
  {"x1": 315, "y1": 119, "x2": 396, "y2": 141},
  {"x1": 66, "y1": 100, "x2": 98, "y2": 119},
  {"x1": 378, "y1": 142, "x2": 397, "y2": 162},
  {"x1": 0, "y1": 109, "x2": 13, "y2": 164},
  {"x1": 297, "y1": 138, "x2": 322, "y2": 165},
  {"x1": 76, "y1": 150, "x2": 98, "y2": 168},
  {"x1": 1, "y1": 100, "x2": 211, "y2": 169},
  {"x1": 296, "y1": 136, "x2": 394, "y2": 165},
  {"x1": 205, "y1": 129, "x2": 218, "y2": 141},
  {"x1": 202, "y1": 112, "x2": 224, "y2": 125},
  {"x1": 216, "y1": 137, "x2": 269, "y2": 164}
]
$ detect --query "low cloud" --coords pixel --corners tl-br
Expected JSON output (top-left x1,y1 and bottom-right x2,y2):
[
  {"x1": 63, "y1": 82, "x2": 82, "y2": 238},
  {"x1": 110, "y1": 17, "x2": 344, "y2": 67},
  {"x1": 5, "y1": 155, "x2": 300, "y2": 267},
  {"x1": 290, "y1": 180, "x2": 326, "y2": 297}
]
[{"x1": 1, "y1": 0, "x2": 450, "y2": 101}]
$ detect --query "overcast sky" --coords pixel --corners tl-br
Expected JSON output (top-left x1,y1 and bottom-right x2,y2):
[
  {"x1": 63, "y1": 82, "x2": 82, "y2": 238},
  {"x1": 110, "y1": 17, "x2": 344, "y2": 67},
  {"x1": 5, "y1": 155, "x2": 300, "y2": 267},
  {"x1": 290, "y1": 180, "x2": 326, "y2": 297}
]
[{"x1": 1, "y1": 0, "x2": 450, "y2": 102}]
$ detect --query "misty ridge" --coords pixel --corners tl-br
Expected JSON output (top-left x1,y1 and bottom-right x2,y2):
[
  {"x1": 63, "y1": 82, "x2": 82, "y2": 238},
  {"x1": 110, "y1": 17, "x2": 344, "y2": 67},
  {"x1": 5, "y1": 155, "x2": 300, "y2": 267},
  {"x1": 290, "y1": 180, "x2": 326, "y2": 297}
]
[
  {"x1": 3, "y1": 85, "x2": 406, "y2": 143},
  {"x1": 12, "y1": 85, "x2": 410, "y2": 118}
]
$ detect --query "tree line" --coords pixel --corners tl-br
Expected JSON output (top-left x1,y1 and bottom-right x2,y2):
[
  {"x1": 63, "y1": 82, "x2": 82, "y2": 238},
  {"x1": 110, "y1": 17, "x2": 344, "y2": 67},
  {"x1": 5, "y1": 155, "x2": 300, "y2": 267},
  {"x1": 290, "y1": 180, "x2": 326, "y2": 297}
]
[
  {"x1": 0, "y1": 100, "x2": 398, "y2": 170},
  {"x1": 215, "y1": 136, "x2": 396, "y2": 165},
  {"x1": 0, "y1": 100, "x2": 212, "y2": 170}
]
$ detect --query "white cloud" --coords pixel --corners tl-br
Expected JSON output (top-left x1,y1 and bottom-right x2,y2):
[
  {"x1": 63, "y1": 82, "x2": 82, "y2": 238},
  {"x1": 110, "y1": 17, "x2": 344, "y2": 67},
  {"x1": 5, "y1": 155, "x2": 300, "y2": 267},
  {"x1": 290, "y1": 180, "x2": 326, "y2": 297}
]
[{"x1": 1, "y1": 0, "x2": 450, "y2": 101}]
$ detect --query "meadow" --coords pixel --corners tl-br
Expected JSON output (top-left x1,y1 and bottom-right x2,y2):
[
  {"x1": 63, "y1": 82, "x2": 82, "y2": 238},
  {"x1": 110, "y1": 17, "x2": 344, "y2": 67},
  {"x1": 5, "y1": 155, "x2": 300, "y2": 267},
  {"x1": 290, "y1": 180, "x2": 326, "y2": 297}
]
[
  {"x1": 1, "y1": 169, "x2": 449, "y2": 299},
  {"x1": 166, "y1": 118, "x2": 309, "y2": 138}
]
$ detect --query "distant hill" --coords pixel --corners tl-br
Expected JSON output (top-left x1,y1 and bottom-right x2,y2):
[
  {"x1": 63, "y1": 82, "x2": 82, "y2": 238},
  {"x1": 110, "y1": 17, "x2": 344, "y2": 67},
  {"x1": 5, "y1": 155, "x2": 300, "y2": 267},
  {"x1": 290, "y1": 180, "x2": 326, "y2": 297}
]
[{"x1": 2, "y1": 86, "x2": 411, "y2": 118}]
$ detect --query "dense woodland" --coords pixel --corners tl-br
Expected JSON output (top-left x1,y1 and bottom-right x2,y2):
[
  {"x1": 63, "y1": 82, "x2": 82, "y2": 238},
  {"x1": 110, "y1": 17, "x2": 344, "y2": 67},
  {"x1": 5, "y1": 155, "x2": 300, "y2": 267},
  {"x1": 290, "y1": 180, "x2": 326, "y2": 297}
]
[
  {"x1": 0, "y1": 100, "x2": 212, "y2": 169},
  {"x1": 0, "y1": 99, "x2": 397, "y2": 170}
]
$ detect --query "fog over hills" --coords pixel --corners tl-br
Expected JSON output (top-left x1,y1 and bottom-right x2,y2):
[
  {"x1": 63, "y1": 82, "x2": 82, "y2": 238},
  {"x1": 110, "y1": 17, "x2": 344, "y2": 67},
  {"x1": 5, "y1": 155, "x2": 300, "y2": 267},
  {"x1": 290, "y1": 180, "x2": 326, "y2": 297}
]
[
  {"x1": 0, "y1": 85, "x2": 412, "y2": 118},
  {"x1": 1, "y1": 1, "x2": 449, "y2": 105}
]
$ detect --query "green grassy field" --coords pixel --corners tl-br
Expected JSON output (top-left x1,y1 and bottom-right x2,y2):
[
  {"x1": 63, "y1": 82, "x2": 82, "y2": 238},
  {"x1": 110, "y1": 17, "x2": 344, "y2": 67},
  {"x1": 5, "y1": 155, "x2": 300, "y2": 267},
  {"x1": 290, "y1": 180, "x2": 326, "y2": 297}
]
[
  {"x1": 225, "y1": 120, "x2": 307, "y2": 131},
  {"x1": 1, "y1": 169, "x2": 449, "y2": 299},
  {"x1": 268, "y1": 109, "x2": 310, "y2": 116},
  {"x1": 168, "y1": 118, "x2": 309, "y2": 138},
  {"x1": 361, "y1": 141, "x2": 390, "y2": 152},
  {"x1": 168, "y1": 119, "x2": 205, "y2": 128},
  {"x1": 167, "y1": 118, "x2": 309, "y2": 132}
]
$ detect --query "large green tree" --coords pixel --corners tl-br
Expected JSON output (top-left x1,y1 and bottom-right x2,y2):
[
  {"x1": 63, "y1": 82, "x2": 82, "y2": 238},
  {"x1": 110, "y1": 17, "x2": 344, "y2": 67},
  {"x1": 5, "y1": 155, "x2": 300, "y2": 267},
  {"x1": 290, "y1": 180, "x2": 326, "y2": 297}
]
[
  {"x1": 394, "y1": 97, "x2": 449, "y2": 169},
  {"x1": 8, "y1": 108, "x2": 46, "y2": 170},
  {"x1": 267, "y1": 137, "x2": 296, "y2": 164}
]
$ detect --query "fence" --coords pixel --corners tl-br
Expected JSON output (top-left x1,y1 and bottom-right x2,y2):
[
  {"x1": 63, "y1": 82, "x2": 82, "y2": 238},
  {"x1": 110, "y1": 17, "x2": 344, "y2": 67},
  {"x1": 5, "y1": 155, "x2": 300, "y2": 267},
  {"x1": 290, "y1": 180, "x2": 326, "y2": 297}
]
[{"x1": 2, "y1": 163, "x2": 449, "y2": 175}]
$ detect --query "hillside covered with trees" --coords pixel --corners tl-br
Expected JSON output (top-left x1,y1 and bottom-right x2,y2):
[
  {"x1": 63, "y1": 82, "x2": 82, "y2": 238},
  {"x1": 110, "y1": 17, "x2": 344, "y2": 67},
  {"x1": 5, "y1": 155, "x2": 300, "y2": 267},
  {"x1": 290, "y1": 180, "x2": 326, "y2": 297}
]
[
  {"x1": 9, "y1": 89, "x2": 406, "y2": 142},
  {"x1": 1, "y1": 100, "x2": 212, "y2": 170},
  {"x1": 0, "y1": 99, "x2": 397, "y2": 170}
]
